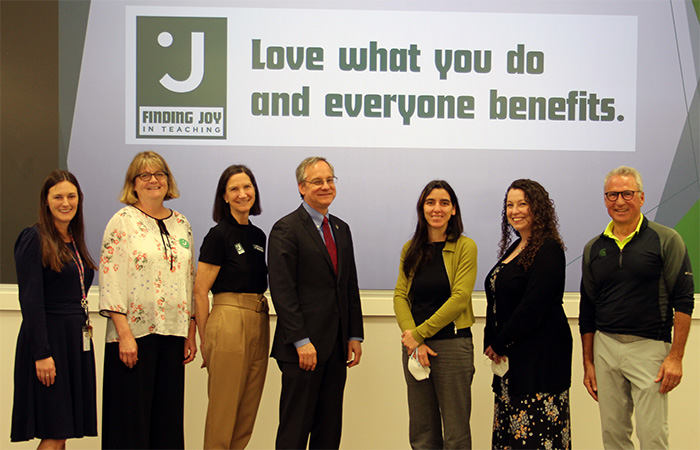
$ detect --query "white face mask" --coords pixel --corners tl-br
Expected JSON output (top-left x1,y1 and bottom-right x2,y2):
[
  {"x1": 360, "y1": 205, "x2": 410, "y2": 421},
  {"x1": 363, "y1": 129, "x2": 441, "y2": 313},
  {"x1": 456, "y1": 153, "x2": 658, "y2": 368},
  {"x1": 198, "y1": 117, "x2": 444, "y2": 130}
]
[
  {"x1": 408, "y1": 349, "x2": 430, "y2": 381},
  {"x1": 491, "y1": 356, "x2": 509, "y2": 377}
]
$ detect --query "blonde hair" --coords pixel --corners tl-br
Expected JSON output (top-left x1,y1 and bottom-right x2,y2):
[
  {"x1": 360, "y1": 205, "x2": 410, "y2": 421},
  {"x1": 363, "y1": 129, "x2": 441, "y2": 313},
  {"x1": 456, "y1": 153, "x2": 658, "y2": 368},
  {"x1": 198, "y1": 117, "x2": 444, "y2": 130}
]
[{"x1": 119, "y1": 151, "x2": 180, "y2": 205}]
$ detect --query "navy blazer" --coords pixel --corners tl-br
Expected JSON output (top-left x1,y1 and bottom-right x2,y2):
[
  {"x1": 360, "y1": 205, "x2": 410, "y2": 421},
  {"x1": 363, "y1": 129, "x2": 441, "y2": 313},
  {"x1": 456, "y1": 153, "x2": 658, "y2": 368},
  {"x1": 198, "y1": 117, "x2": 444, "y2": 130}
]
[{"x1": 268, "y1": 204, "x2": 364, "y2": 364}]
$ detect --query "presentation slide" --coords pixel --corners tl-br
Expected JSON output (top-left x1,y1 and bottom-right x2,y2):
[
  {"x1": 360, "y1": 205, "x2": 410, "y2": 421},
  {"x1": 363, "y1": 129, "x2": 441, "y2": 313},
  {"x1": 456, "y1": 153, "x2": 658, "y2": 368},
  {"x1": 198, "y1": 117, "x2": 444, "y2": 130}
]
[{"x1": 67, "y1": 0, "x2": 699, "y2": 291}]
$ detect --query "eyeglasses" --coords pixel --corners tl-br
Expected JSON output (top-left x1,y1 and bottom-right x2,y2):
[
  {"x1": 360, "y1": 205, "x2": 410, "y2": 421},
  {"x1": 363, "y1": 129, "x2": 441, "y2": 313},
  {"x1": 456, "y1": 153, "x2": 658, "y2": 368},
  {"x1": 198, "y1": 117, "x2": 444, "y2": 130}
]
[
  {"x1": 604, "y1": 190, "x2": 640, "y2": 201},
  {"x1": 303, "y1": 176, "x2": 337, "y2": 187},
  {"x1": 135, "y1": 171, "x2": 168, "y2": 182}
]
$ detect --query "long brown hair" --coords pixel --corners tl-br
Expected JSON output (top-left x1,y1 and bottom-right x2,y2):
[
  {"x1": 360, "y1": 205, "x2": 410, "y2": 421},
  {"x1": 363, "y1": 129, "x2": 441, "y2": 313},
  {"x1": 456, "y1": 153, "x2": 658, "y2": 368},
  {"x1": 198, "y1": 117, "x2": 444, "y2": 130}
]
[
  {"x1": 38, "y1": 170, "x2": 96, "y2": 271},
  {"x1": 402, "y1": 180, "x2": 464, "y2": 278},
  {"x1": 498, "y1": 179, "x2": 565, "y2": 270}
]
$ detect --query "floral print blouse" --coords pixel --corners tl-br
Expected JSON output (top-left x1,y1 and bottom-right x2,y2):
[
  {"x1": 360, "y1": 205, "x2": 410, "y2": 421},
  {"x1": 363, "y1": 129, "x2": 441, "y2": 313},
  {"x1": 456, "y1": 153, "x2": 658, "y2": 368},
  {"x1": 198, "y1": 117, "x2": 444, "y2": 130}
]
[{"x1": 99, "y1": 206, "x2": 194, "y2": 343}]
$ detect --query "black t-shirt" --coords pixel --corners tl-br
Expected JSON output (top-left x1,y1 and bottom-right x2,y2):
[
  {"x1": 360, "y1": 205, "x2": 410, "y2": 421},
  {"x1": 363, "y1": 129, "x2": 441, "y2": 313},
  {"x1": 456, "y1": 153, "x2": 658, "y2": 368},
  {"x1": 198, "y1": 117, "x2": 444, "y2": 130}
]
[
  {"x1": 410, "y1": 241, "x2": 454, "y2": 340},
  {"x1": 198, "y1": 213, "x2": 267, "y2": 294}
]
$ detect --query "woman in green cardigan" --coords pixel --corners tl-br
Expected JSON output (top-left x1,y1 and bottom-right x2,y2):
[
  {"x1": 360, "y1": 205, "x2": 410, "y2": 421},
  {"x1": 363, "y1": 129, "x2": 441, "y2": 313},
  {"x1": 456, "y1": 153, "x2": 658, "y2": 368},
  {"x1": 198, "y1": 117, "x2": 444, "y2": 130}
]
[{"x1": 393, "y1": 179, "x2": 478, "y2": 449}]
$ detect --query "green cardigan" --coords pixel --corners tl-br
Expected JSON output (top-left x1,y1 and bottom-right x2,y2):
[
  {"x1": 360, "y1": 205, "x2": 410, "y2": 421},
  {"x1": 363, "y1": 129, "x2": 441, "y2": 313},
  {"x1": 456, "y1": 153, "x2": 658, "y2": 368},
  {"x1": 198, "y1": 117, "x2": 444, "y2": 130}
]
[{"x1": 393, "y1": 235, "x2": 478, "y2": 344}]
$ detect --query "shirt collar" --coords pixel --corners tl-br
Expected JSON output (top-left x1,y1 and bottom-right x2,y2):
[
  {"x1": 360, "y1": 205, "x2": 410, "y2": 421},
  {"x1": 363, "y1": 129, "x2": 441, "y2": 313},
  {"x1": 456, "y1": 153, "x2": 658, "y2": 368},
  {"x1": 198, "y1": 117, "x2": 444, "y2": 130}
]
[
  {"x1": 302, "y1": 201, "x2": 328, "y2": 230},
  {"x1": 603, "y1": 213, "x2": 644, "y2": 249}
]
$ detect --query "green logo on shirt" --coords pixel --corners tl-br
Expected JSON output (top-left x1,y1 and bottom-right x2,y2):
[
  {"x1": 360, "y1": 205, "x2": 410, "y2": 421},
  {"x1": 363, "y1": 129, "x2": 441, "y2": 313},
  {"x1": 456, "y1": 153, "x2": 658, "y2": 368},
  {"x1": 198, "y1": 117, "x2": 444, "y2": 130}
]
[
  {"x1": 179, "y1": 239, "x2": 189, "y2": 249},
  {"x1": 599, "y1": 249, "x2": 606, "y2": 257}
]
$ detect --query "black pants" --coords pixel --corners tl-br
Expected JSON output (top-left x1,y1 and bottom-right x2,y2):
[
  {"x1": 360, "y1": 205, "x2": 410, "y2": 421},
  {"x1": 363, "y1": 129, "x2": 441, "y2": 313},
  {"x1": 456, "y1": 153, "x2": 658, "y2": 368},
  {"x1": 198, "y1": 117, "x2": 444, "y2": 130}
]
[
  {"x1": 102, "y1": 334, "x2": 185, "y2": 449},
  {"x1": 275, "y1": 334, "x2": 347, "y2": 450}
]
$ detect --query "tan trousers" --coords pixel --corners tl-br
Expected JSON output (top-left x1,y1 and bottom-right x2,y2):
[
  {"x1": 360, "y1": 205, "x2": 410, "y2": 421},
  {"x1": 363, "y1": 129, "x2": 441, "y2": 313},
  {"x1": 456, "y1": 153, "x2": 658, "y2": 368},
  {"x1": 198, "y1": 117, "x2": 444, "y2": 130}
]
[
  {"x1": 203, "y1": 293, "x2": 270, "y2": 450},
  {"x1": 594, "y1": 331, "x2": 670, "y2": 450}
]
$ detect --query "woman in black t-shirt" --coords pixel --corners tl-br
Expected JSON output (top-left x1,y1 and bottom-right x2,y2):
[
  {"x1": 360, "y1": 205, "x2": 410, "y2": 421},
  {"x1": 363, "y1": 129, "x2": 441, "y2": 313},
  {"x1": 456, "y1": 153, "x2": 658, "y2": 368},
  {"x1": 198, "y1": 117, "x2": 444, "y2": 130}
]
[{"x1": 194, "y1": 165, "x2": 269, "y2": 450}]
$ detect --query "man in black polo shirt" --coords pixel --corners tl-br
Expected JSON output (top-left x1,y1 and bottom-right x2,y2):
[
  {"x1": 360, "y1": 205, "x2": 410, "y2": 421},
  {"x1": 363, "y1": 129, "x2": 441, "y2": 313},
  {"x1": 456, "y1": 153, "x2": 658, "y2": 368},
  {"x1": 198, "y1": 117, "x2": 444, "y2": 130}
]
[{"x1": 579, "y1": 166, "x2": 694, "y2": 449}]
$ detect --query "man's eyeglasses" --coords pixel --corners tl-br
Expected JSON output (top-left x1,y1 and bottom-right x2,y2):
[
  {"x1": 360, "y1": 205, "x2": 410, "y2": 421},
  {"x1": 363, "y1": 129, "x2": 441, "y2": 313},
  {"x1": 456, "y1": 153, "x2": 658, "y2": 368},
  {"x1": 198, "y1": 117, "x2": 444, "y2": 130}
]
[
  {"x1": 135, "y1": 171, "x2": 168, "y2": 182},
  {"x1": 303, "y1": 176, "x2": 337, "y2": 187},
  {"x1": 604, "y1": 190, "x2": 639, "y2": 201}
]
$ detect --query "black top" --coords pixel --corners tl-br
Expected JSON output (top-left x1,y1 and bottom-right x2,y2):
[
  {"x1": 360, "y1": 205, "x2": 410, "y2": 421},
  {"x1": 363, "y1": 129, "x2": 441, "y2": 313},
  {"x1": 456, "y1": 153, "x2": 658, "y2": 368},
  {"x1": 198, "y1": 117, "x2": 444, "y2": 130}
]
[
  {"x1": 199, "y1": 213, "x2": 267, "y2": 294},
  {"x1": 14, "y1": 226, "x2": 95, "y2": 360},
  {"x1": 484, "y1": 238, "x2": 572, "y2": 396},
  {"x1": 410, "y1": 242, "x2": 455, "y2": 341},
  {"x1": 579, "y1": 216, "x2": 695, "y2": 342}
]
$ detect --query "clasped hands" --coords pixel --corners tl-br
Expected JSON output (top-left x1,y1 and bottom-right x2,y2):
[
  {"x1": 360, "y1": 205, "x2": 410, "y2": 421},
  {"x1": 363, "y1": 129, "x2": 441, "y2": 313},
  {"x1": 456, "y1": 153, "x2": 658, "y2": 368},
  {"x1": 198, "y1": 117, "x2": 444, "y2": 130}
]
[{"x1": 402, "y1": 329, "x2": 437, "y2": 367}]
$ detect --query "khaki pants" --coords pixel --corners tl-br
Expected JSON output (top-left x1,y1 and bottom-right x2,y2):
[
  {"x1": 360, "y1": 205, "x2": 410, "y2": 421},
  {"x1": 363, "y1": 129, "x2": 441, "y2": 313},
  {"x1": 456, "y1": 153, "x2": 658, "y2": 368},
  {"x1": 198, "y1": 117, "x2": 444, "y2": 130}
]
[
  {"x1": 203, "y1": 293, "x2": 270, "y2": 450},
  {"x1": 594, "y1": 331, "x2": 670, "y2": 450}
]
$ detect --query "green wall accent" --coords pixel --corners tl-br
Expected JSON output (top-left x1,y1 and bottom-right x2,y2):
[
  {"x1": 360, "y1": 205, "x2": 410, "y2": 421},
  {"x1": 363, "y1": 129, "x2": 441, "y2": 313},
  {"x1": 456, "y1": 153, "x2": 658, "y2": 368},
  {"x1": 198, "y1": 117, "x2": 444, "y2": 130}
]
[{"x1": 675, "y1": 199, "x2": 699, "y2": 292}]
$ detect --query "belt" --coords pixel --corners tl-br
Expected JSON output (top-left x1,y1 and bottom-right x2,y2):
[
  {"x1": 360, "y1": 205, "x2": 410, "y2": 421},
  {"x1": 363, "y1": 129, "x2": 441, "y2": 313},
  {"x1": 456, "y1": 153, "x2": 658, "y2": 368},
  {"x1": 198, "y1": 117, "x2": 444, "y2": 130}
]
[
  {"x1": 601, "y1": 331, "x2": 646, "y2": 343},
  {"x1": 213, "y1": 292, "x2": 269, "y2": 313}
]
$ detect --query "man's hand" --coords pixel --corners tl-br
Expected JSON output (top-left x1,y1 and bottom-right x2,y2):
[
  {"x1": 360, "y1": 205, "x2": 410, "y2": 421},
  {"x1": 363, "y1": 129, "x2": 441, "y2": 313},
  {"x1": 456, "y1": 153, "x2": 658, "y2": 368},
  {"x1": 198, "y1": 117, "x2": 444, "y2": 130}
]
[
  {"x1": 347, "y1": 340, "x2": 362, "y2": 368},
  {"x1": 655, "y1": 354, "x2": 682, "y2": 394},
  {"x1": 297, "y1": 342, "x2": 317, "y2": 371},
  {"x1": 583, "y1": 361, "x2": 598, "y2": 401}
]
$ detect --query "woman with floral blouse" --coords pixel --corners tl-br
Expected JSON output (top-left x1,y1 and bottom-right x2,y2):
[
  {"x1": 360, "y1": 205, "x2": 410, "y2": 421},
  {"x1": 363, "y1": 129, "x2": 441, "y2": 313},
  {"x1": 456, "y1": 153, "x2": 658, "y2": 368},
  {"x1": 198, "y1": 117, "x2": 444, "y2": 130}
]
[{"x1": 99, "y1": 151, "x2": 197, "y2": 450}]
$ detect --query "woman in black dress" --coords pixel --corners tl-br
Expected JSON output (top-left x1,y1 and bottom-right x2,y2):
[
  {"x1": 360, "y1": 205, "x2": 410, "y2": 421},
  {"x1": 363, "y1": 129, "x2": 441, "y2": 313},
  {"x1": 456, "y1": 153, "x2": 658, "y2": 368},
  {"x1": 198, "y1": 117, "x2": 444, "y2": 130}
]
[
  {"x1": 11, "y1": 170, "x2": 97, "y2": 449},
  {"x1": 484, "y1": 179, "x2": 572, "y2": 450}
]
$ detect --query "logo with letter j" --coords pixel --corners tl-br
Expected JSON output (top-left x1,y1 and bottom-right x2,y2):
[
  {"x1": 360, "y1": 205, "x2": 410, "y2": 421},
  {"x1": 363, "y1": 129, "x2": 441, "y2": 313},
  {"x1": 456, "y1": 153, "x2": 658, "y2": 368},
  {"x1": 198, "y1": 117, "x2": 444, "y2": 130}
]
[
  {"x1": 159, "y1": 31, "x2": 204, "y2": 93},
  {"x1": 136, "y1": 16, "x2": 227, "y2": 139}
]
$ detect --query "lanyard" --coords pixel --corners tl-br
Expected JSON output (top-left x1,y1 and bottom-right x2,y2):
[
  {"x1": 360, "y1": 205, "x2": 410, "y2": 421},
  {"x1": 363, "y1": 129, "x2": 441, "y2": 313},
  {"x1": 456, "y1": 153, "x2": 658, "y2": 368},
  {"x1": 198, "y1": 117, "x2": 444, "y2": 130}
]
[{"x1": 69, "y1": 235, "x2": 91, "y2": 328}]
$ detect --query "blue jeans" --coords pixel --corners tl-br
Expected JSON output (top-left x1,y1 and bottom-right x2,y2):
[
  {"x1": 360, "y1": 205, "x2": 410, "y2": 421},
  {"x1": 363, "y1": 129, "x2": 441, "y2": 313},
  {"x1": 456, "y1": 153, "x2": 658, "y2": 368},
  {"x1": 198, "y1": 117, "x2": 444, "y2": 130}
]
[{"x1": 402, "y1": 337, "x2": 474, "y2": 449}]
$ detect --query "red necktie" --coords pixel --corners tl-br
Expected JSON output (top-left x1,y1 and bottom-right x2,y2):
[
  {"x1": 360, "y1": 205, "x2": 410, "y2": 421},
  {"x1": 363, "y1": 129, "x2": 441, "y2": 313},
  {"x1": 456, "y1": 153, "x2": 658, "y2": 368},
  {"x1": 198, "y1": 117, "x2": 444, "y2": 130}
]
[{"x1": 322, "y1": 217, "x2": 337, "y2": 273}]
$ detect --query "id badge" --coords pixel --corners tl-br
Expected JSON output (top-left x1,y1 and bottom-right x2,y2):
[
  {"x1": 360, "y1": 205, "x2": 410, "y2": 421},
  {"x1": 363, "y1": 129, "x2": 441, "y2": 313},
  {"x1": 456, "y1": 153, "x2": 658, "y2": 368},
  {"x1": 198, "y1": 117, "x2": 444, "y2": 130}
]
[{"x1": 82, "y1": 326, "x2": 91, "y2": 352}]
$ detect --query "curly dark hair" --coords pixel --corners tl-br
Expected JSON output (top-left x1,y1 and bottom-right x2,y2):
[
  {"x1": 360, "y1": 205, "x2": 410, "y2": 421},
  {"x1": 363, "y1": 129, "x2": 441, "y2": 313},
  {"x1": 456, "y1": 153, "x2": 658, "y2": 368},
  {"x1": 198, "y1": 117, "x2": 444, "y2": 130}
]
[
  {"x1": 402, "y1": 180, "x2": 464, "y2": 278},
  {"x1": 498, "y1": 179, "x2": 565, "y2": 270}
]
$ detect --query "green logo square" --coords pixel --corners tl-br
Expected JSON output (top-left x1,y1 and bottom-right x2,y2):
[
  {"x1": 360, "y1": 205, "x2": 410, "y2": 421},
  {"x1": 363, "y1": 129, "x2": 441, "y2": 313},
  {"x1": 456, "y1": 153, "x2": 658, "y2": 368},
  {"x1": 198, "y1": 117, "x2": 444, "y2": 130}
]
[{"x1": 136, "y1": 16, "x2": 227, "y2": 139}]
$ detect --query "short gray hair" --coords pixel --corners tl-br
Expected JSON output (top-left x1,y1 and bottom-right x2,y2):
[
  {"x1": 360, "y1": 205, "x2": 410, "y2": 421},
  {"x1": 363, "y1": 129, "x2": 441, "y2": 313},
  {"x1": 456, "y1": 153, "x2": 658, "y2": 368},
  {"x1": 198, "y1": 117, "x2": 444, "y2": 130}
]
[
  {"x1": 295, "y1": 156, "x2": 334, "y2": 184},
  {"x1": 604, "y1": 166, "x2": 643, "y2": 191}
]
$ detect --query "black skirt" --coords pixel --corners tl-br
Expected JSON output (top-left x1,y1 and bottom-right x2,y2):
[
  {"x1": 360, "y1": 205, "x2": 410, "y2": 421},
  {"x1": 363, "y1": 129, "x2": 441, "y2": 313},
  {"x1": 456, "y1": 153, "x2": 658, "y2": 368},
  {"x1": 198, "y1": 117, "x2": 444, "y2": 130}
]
[{"x1": 11, "y1": 312, "x2": 97, "y2": 441}]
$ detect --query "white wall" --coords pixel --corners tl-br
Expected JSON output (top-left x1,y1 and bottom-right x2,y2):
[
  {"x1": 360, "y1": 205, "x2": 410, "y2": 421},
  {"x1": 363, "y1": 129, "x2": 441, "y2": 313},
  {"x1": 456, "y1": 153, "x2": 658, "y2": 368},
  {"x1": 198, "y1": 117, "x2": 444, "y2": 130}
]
[{"x1": 1, "y1": 286, "x2": 698, "y2": 450}]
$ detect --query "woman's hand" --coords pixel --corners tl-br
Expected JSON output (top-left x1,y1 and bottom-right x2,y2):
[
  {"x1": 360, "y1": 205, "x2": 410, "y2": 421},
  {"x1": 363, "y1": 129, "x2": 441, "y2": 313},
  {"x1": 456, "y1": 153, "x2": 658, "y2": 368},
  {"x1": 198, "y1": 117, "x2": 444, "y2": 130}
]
[
  {"x1": 35, "y1": 357, "x2": 56, "y2": 386},
  {"x1": 118, "y1": 334, "x2": 139, "y2": 368},
  {"x1": 110, "y1": 312, "x2": 138, "y2": 368},
  {"x1": 183, "y1": 336, "x2": 197, "y2": 365},
  {"x1": 183, "y1": 319, "x2": 197, "y2": 365},
  {"x1": 416, "y1": 343, "x2": 438, "y2": 367},
  {"x1": 199, "y1": 335, "x2": 207, "y2": 368},
  {"x1": 484, "y1": 345, "x2": 505, "y2": 364},
  {"x1": 401, "y1": 329, "x2": 420, "y2": 353}
]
